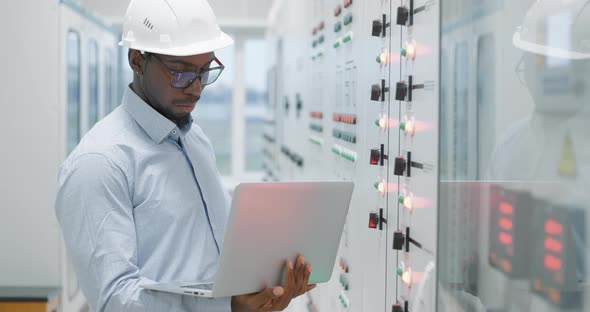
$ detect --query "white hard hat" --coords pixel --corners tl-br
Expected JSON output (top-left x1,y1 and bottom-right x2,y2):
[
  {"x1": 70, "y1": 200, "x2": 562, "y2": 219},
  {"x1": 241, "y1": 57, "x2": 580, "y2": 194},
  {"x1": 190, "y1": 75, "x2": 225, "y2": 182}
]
[
  {"x1": 513, "y1": 0, "x2": 590, "y2": 59},
  {"x1": 119, "y1": 0, "x2": 234, "y2": 56}
]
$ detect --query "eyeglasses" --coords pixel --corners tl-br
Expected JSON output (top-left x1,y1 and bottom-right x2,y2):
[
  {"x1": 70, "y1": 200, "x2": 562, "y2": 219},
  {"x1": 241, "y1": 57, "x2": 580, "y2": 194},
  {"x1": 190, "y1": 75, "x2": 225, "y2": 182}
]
[{"x1": 148, "y1": 53, "x2": 225, "y2": 89}]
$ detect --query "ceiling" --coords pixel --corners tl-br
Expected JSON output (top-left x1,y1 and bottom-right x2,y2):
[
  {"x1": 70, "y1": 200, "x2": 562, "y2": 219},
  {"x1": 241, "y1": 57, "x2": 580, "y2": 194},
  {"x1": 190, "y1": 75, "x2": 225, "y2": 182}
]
[{"x1": 76, "y1": 0, "x2": 275, "y2": 33}]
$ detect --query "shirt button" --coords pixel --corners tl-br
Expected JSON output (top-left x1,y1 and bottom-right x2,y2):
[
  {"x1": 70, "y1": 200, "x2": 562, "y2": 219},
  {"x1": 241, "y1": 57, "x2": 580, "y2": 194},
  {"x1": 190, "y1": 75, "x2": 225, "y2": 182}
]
[{"x1": 172, "y1": 130, "x2": 177, "y2": 134}]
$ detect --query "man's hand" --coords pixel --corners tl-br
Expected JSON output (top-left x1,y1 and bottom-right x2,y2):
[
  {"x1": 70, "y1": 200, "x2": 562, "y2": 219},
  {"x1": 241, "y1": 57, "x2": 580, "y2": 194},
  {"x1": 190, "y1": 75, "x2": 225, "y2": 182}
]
[{"x1": 231, "y1": 255, "x2": 317, "y2": 312}]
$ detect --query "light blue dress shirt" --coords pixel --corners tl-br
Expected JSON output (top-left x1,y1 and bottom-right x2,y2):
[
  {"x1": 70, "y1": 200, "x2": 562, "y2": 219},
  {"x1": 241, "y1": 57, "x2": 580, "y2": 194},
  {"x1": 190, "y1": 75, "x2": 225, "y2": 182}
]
[{"x1": 55, "y1": 86, "x2": 232, "y2": 312}]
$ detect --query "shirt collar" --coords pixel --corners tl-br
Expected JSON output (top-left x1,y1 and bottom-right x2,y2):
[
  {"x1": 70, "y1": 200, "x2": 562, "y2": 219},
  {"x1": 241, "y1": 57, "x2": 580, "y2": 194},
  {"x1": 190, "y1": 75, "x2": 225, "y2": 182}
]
[{"x1": 122, "y1": 85, "x2": 193, "y2": 144}]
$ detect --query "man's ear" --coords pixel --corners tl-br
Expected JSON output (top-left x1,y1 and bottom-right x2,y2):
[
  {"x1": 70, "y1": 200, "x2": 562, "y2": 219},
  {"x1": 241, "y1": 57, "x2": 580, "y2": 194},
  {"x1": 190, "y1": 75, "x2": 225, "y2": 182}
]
[{"x1": 129, "y1": 49, "x2": 146, "y2": 75}]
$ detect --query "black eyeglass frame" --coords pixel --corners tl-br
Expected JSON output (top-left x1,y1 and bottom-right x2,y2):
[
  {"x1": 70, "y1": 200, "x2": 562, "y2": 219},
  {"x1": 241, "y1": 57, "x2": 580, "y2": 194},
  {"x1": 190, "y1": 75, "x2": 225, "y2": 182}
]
[{"x1": 147, "y1": 52, "x2": 225, "y2": 89}]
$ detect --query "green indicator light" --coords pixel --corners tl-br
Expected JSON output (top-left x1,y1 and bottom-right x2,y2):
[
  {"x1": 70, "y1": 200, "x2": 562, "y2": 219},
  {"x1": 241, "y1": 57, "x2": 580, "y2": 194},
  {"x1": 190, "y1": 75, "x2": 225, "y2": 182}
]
[
  {"x1": 334, "y1": 41, "x2": 341, "y2": 48},
  {"x1": 399, "y1": 195, "x2": 405, "y2": 204},
  {"x1": 343, "y1": 35, "x2": 352, "y2": 43},
  {"x1": 397, "y1": 267, "x2": 403, "y2": 276},
  {"x1": 400, "y1": 121, "x2": 406, "y2": 130},
  {"x1": 374, "y1": 181, "x2": 379, "y2": 189},
  {"x1": 401, "y1": 48, "x2": 407, "y2": 57},
  {"x1": 376, "y1": 55, "x2": 382, "y2": 64},
  {"x1": 375, "y1": 119, "x2": 380, "y2": 126}
]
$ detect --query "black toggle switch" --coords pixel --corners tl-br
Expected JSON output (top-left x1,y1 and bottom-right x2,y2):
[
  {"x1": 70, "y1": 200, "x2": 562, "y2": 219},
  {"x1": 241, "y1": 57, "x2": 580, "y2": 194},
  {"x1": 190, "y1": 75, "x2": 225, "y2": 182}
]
[
  {"x1": 396, "y1": 6, "x2": 409, "y2": 26},
  {"x1": 368, "y1": 208, "x2": 386, "y2": 230},
  {"x1": 372, "y1": 14, "x2": 390, "y2": 37},
  {"x1": 369, "y1": 144, "x2": 388, "y2": 166},
  {"x1": 395, "y1": 81, "x2": 408, "y2": 101},
  {"x1": 396, "y1": 76, "x2": 425, "y2": 102},
  {"x1": 371, "y1": 79, "x2": 389, "y2": 102},
  {"x1": 394, "y1": 156, "x2": 407, "y2": 176},
  {"x1": 393, "y1": 230, "x2": 405, "y2": 250},
  {"x1": 394, "y1": 151, "x2": 425, "y2": 177},
  {"x1": 392, "y1": 303, "x2": 403, "y2": 312}
]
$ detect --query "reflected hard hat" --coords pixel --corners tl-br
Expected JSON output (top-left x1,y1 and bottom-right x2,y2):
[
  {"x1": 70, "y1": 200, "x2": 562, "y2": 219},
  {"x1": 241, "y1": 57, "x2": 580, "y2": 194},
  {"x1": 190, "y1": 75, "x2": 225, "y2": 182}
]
[
  {"x1": 119, "y1": 0, "x2": 234, "y2": 56},
  {"x1": 513, "y1": 0, "x2": 590, "y2": 59}
]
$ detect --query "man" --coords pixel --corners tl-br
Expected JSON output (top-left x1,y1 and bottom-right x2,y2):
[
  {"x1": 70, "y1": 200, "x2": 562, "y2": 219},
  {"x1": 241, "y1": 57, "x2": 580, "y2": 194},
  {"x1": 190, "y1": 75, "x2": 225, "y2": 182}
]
[{"x1": 55, "y1": 0, "x2": 314, "y2": 311}]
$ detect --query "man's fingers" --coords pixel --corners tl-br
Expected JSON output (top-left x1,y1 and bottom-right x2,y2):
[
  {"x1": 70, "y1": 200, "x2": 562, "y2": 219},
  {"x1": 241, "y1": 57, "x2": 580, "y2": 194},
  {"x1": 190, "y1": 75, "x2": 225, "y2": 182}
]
[
  {"x1": 306, "y1": 284, "x2": 317, "y2": 291},
  {"x1": 249, "y1": 287, "x2": 283, "y2": 308}
]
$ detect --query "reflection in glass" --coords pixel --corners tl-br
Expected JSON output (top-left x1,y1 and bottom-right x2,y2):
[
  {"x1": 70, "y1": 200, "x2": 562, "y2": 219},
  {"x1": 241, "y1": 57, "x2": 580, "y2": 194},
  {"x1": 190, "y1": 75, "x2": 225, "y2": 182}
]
[
  {"x1": 66, "y1": 31, "x2": 81, "y2": 154},
  {"x1": 88, "y1": 40, "x2": 99, "y2": 128},
  {"x1": 438, "y1": 0, "x2": 590, "y2": 311},
  {"x1": 105, "y1": 49, "x2": 114, "y2": 114}
]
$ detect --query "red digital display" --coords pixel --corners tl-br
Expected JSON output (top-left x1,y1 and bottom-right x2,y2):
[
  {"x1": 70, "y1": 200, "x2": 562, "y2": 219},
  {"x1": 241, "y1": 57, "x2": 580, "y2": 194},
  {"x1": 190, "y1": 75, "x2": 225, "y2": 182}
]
[
  {"x1": 544, "y1": 237, "x2": 563, "y2": 254},
  {"x1": 499, "y1": 232, "x2": 513, "y2": 245},
  {"x1": 545, "y1": 219, "x2": 563, "y2": 235},
  {"x1": 499, "y1": 201, "x2": 513, "y2": 215},
  {"x1": 544, "y1": 253, "x2": 562, "y2": 272},
  {"x1": 498, "y1": 217, "x2": 513, "y2": 230}
]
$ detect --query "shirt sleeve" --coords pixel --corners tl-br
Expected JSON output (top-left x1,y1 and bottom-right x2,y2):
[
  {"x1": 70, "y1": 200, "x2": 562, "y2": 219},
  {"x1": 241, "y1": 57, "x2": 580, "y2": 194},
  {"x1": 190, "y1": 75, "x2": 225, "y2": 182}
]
[{"x1": 55, "y1": 153, "x2": 231, "y2": 312}]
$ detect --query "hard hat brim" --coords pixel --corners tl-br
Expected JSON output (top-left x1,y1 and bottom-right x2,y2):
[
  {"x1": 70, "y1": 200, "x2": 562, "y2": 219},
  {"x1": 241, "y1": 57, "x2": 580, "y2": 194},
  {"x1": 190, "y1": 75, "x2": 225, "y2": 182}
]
[
  {"x1": 119, "y1": 31, "x2": 234, "y2": 56},
  {"x1": 513, "y1": 32, "x2": 590, "y2": 60}
]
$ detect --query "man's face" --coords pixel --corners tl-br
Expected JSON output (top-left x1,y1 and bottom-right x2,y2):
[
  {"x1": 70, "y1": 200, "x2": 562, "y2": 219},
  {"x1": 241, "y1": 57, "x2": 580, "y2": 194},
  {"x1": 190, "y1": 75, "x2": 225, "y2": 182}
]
[{"x1": 140, "y1": 52, "x2": 215, "y2": 123}]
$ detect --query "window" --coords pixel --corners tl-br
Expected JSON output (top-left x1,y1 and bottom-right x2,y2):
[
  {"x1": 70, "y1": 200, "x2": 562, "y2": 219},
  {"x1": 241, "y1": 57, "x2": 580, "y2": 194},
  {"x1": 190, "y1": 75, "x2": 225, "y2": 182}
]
[
  {"x1": 104, "y1": 49, "x2": 115, "y2": 114},
  {"x1": 88, "y1": 40, "x2": 99, "y2": 128},
  {"x1": 453, "y1": 42, "x2": 470, "y2": 179},
  {"x1": 193, "y1": 45, "x2": 234, "y2": 175},
  {"x1": 66, "y1": 31, "x2": 81, "y2": 154},
  {"x1": 476, "y1": 35, "x2": 495, "y2": 178},
  {"x1": 245, "y1": 39, "x2": 269, "y2": 172}
]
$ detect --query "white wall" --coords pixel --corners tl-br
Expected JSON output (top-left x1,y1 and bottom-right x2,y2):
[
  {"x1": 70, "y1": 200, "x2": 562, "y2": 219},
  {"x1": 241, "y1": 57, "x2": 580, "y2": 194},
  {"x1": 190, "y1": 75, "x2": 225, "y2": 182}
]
[{"x1": 0, "y1": 0, "x2": 61, "y2": 286}]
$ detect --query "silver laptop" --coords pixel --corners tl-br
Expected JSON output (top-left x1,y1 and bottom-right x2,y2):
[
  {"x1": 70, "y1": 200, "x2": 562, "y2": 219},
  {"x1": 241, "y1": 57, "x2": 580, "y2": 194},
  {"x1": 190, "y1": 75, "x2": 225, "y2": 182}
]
[{"x1": 141, "y1": 181, "x2": 355, "y2": 298}]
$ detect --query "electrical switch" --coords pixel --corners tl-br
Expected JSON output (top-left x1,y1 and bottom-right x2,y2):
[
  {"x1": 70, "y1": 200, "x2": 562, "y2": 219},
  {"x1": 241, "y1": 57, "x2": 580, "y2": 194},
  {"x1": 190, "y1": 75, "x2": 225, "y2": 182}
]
[
  {"x1": 334, "y1": 22, "x2": 342, "y2": 33},
  {"x1": 372, "y1": 14, "x2": 390, "y2": 37},
  {"x1": 396, "y1": 76, "x2": 424, "y2": 102},
  {"x1": 395, "y1": 82, "x2": 408, "y2": 101},
  {"x1": 342, "y1": 32, "x2": 353, "y2": 43},
  {"x1": 369, "y1": 144, "x2": 388, "y2": 166},
  {"x1": 318, "y1": 22, "x2": 325, "y2": 30},
  {"x1": 368, "y1": 208, "x2": 386, "y2": 230},
  {"x1": 343, "y1": 0, "x2": 353, "y2": 8},
  {"x1": 318, "y1": 35, "x2": 325, "y2": 44},
  {"x1": 397, "y1": 0, "x2": 428, "y2": 27},
  {"x1": 371, "y1": 79, "x2": 389, "y2": 102},
  {"x1": 394, "y1": 156, "x2": 407, "y2": 176},
  {"x1": 392, "y1": 303, "x2": 403, "y2": 312},
  {"x1": 334, "y1": 40, "x2": 342, "y2": 49},
  {"x1": 394, "y1": 152, "x2": 425, "y2": 177},
  {"x1": 396, "y1": 6, "x2": 409, "y2": 26},
  {"x1": 334, "y1": 5, "x2": 342, "y2": 17},
  {"x1": 393, "y1": 230, "x2": 405, "y2": 250},
  {"x1": 343, "y1": 13, "x2": 353, "y2": 26}
]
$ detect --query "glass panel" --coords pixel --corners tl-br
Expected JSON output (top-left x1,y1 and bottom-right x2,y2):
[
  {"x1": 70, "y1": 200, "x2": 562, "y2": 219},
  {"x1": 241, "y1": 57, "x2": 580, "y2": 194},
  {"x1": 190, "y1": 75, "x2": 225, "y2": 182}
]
[
  {"x1": 193, "y1": 45, "x2": 234, "y2": 175},
  {"x1": 88, "y1": 40, "x2": 99, "y2": 127},
  {"x1": 245, "y1": 39, "x2": 269, "y2": 172},
  {"x1": 65, "y1": 30, "x2": 81, "y2": 299},
  {"x1": 104, "y1": 49, "x2": 114, "y2": 114},
  {"x1": 66, "y1": 31, "x2": 81, "y2": 155},
  {"x1": 438, "y1": 1, "x2": 590, "y2": 311}
]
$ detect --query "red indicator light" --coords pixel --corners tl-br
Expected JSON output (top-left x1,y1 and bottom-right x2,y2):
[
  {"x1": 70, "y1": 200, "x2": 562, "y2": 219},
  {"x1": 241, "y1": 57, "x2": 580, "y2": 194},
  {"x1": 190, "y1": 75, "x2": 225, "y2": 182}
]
[
  {"x1": 498, "y1": 217, "x2": 513, "y2": 230},
  {"x1": 499, "y1": 202, "x2": 513, "y2": 215},
  {"x1": 544, "y1": 254, "x2": 562, "y2": 271},
  {"x1": 544, "y1": 237, "x2": 563, "y2": 253},
  {"x1": 368, "y1": 213, "x2": 379, "y2": 229},
  {"x1": 545, "y1": 219, "x2": 563, "y2": 235},
  {"x1": 333, "y1": 114, "x2": 341, "y2": 122},
  {"x1": 498, "y1": 232, "x2": 512, "y2": 245}
]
